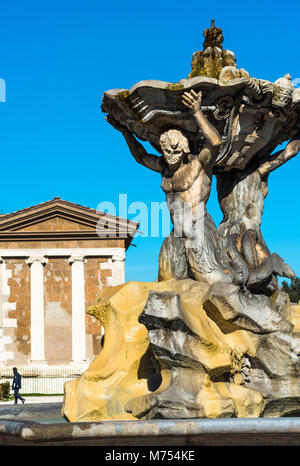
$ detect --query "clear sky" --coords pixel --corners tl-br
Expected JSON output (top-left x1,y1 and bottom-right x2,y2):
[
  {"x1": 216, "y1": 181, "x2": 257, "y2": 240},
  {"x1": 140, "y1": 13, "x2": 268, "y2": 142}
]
[{"x1": 0, "y1": 0, "x2": 299, "y2": 282}]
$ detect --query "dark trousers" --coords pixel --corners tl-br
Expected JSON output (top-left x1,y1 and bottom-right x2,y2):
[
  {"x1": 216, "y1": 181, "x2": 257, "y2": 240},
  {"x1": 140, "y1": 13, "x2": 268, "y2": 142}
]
[{"x1": 14, "y1": 388, "x2": 24, "y2": 404}]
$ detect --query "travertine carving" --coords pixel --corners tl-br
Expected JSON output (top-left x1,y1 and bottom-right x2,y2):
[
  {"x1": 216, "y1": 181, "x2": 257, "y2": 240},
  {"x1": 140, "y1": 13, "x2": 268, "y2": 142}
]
[{"x1": 62, "y1": 279, "x2": 300, "y2": 421}]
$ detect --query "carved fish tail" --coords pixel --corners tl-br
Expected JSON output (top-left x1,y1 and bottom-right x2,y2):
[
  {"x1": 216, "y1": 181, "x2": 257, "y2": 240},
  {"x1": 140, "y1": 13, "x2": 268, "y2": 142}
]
[{"x1": 226, "y1": 234, "x2": 249, "y2": 286}]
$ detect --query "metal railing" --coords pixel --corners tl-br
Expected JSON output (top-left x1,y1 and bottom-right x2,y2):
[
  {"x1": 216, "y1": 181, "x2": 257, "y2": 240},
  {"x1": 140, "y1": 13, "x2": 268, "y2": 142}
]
[{"x1": 0, "y1": 366, "x2": 85, "y2": 395}]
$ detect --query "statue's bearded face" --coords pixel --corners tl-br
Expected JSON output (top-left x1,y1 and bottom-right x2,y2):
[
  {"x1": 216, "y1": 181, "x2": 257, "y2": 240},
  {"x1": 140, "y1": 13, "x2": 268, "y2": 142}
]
[{"x1": 159, "y1": 129, "x2": 189, "y2": 167}]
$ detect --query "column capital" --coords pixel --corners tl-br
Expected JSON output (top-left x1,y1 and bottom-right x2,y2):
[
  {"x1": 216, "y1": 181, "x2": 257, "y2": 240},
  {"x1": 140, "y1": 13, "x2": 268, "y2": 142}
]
[
  {"x1": 26, "y1": 256, "x2": 48, "y2": 266},
  {"x1": 68, "y1": 255, "x2": 87, "y2": 264},
  {"x1": 112, "y1": 254, "x2": 125, "y2": 262}
]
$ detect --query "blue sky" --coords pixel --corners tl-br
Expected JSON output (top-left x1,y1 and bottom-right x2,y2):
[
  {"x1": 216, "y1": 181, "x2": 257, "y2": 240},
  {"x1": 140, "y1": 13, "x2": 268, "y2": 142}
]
[{"x1": 0, "y1": 0, "x2": 299, "y2": 282}]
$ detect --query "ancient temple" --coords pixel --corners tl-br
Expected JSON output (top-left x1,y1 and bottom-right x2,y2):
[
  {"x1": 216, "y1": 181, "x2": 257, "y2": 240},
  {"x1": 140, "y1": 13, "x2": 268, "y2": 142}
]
[{"x1": 0, "y1": 197, "x2": 138, "y2": 369}]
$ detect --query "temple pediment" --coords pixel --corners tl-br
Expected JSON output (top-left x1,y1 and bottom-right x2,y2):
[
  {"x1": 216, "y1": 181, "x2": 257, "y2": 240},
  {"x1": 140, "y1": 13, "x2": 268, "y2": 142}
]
[
  {"x1": 14, "y1": 216, "x2": 92, "y2": 232},
  {"x1": 0, "y1": 198, "x2": 138, "y2": 247}
]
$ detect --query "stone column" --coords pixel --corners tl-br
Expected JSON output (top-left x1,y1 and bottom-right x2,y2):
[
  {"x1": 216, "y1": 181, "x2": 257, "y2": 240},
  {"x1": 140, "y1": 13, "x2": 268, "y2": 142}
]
[
  {"x1": 26, "y1": 256, "x2": 48, "y2": 364},
  {"x1": 111, "y1": 253, "x2": 125, "y2": 286},
  {"x1": 0, "y1": 257, "x2": 4, "y2": 365},
  {"x1": 69, "y1": 255, "x2": 87, "y2": 364}
]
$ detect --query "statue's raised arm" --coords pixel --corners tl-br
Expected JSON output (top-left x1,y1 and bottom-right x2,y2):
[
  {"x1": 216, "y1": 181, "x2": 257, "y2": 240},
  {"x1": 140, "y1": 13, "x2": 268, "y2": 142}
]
[
  {"x1": 106, "y1": 114, "x2": 164, "y2": 174},
  {"x1": 182, "y1": 89, "x2": 222, "y2": 167},
  {"x1": 258, "y1": 136, "x2": 300, "y2": 176}
]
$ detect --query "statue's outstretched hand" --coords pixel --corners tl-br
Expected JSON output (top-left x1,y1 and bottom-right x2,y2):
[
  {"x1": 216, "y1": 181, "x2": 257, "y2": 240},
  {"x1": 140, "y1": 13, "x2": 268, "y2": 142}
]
[
  {"x1": 106, "y1": 114, "x2": 127, "y2": 132},
  {"x1": 182, "y1": 89, "x2": 202, "y2": 113},
  {"x1": 286, "y1": 138, "x2": 300, "y2": 156}
]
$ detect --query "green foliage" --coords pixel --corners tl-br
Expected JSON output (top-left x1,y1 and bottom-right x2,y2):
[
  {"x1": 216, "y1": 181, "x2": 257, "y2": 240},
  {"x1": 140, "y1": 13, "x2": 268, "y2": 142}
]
[
  {"x1": 282, "y1": 277, "x2": 300, "y2": 303},
  {"x1": 166, "y1": 83, "x2": 184, "y2": 91},
  {"x1": 0, "y1": 382, "x2": 10, "y2": 400}
]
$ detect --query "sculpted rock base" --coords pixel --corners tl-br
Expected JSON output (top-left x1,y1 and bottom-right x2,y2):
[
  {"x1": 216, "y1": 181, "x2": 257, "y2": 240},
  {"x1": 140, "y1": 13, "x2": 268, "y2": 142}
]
[
  {"x1": 62, "y1": 282, "x2": 157, "y2": 422},
  {"x1": 62, "y1": 280, "x2": 300, "y2": 422}
]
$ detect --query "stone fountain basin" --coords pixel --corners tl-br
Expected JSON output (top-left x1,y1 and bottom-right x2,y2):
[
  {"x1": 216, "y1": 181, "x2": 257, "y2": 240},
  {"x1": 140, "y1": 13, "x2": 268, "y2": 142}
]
[{"x1": 1, "y1": 403, "x2": 300, "y2": 445}]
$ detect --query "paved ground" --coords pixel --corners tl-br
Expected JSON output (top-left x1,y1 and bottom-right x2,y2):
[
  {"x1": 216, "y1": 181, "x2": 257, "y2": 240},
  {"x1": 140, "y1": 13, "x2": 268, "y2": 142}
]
[{"x1": 0, "y1": 396, "x2": 64, "y2": 405}]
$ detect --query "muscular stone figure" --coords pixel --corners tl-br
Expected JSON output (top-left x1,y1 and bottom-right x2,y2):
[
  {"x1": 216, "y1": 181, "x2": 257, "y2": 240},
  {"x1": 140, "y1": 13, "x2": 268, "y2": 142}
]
[
  {"x1": 216, "y1": 137, "x2": 300, "y2": 292},
  {"x1": 107, "y1": 90, "x2": 231, "y2": 284}
]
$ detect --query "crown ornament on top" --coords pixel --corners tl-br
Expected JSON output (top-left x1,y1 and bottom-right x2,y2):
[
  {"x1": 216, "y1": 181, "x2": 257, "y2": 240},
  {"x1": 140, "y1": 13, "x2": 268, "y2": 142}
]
[
  {"x1": 189, "y1": 19, "x2": 238, "y2": 79},
  {"x1": 203, "y1": 19, "x2": 223, "y2": 48}
]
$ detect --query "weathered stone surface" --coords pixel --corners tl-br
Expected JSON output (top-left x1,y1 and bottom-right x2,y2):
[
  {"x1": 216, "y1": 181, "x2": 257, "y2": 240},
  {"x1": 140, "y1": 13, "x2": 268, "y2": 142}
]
[
  {"x1": 125, "y1": 282, "x2": 300, "y2": 420},
  {"x1": 203, "y1": 282, "x2": 292, "y2": 334},
  {"x1": 62, "y1": 278, "x2": 300, "y2": 421},
  {"x1": 125, "y1": 367, "x2": 264, "y2": 420},
  {"x1": 0, "y1": 402, "x2": 63, "y2": 421},
  {"x1": 63, "y1": 281, "x2": 192, "y2": 422},
  {"x1": 5, "y1": 417, "x2": 300, "y2": 446},
  {"x1": 126, "y1": 284, "x2": 264, "y2": 419},
  {"x1": 262, "y1": 398, "x2": 300, "y2": 418},
  {"x1": 62, "y1": 277, "x2": 300, "y2": 421},
  {"x1": 62, "y1": 282, "x2": 151, "y2": 422}
]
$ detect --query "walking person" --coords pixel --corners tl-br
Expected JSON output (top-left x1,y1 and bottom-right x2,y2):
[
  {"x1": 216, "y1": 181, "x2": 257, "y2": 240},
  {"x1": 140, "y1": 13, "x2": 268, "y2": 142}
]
[{"x1": 12, "y1": 367, "x2": 25, "y2": 404}]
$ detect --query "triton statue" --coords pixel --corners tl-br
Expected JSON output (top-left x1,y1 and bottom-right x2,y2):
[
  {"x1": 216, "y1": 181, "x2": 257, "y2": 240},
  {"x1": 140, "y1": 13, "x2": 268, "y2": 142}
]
[
  {"x1": 107, "y1": 89, "x2": 233, "y2": 285},
  {"x1": 217, "y1": 136, "x2": 300, "y2": 293},
  {"x1": 62, "y1": 21, "x2": 300, "y2": 422}
]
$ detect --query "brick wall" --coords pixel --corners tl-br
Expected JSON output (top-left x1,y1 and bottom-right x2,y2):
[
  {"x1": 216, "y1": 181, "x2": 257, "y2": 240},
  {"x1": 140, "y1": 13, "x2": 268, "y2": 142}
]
[
  {"x1": 4, "y1": 259, "x2": 30, "y2": 363},
  {"x1": 1, "y1": 255, "x2": 114, "y2": 366},
  {"x1": 19, "y1": 217, "x2": 92, "y2": 232},
  {"x1": 85, "y1": 258, "x2": 112, "y2": 357},
  {"x1": 44, "y1": 258, "x2": 72, "y2": 365}
]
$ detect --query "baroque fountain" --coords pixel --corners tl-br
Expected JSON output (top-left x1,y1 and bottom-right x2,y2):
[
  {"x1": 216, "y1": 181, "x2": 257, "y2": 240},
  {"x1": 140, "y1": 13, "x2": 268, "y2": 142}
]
[
  {"x1": 2, "y1": 21, "x2": 300, "y2": 446},
  {"x1": 63, "y1": 20, "x2": 300, "y2": 422}
]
